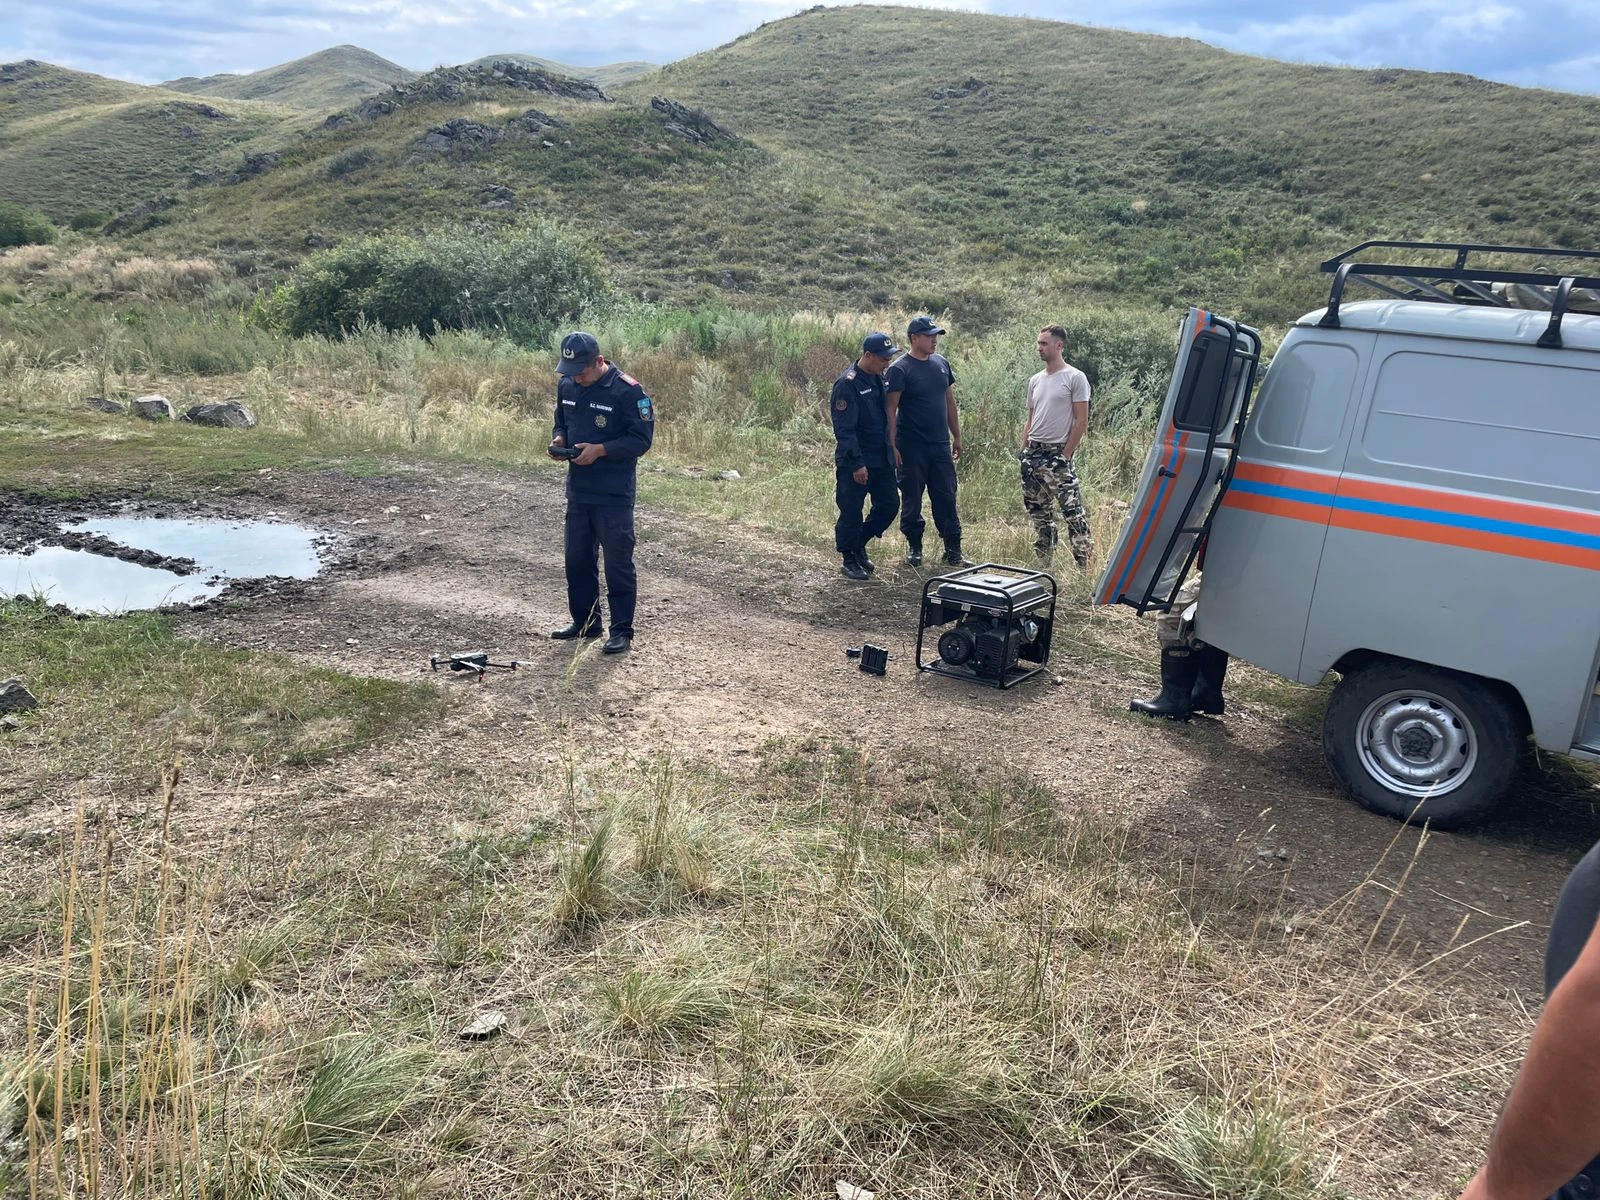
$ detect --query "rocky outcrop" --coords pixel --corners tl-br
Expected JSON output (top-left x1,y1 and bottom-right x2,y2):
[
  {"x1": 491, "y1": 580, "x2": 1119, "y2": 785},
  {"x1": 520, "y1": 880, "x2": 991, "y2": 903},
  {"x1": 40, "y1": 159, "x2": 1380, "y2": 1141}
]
[
  {"x1": 84, "y1": 396, "x2": 124, "y2": 414},
  {"x1": 326, "y1": 60, "x2": 609, "y2": 129},
  {"x1": 183, "y1": 400, "x2": 257, "y2": 428},
  {"x1": 132, "y1": 394, "x2": 176, "y2": 421},
  {"x1": 649, "y1": 97, "x2": 739, "y2": 145},
  {"x1": 419, "y1": 118, "x2": 504, "y2": 153},
  {"x1": 508, "y1": 107, "x2": 565, "y2": 134},
  {"x1": 0, "y1": 60, "x2": 67, "y2": 94},
  {"x1": 478, "y1": 185, "x2": 517, "y2": 210}
]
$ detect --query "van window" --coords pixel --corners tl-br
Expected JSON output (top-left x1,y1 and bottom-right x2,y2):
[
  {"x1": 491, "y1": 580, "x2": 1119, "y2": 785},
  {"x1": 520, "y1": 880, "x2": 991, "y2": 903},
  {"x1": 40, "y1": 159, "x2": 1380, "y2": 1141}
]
[
  {"x1": 1364, "y1": 351, "x2": 1600, "y2": 493},
  {"x1": 1253, "y1": 341, "x2": 1357, "y2": 453},
  {"x1": 1173, "y1": 330, "x2": 1237, "y2": 435}
]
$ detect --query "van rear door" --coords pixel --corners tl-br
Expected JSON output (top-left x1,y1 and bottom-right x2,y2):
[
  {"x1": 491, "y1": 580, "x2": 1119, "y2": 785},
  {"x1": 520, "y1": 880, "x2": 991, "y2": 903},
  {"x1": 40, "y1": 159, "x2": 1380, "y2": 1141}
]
[{"x1": 1097, "y1": 309, "x2": 1262, "y2": 612}]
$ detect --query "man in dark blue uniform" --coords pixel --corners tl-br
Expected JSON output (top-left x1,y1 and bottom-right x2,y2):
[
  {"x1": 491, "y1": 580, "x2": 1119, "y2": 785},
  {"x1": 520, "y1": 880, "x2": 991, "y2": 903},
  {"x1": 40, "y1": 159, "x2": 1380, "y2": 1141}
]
[
  {"x1": 831, "y1": 331, "x2": 901, "y2": 581},
  {"x1": 548, "y1": 331, "x2": 654, "y2": 655},
  {"x1": 887, "y1": 315, "x2": 971, "y2": 568}
]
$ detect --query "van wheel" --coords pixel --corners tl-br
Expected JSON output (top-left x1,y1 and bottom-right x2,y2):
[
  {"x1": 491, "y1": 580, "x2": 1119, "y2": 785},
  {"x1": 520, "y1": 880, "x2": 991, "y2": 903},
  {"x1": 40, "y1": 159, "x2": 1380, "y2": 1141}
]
[{"x1": 1322, "y1": 660, "x2": 1520, "y2": 829}]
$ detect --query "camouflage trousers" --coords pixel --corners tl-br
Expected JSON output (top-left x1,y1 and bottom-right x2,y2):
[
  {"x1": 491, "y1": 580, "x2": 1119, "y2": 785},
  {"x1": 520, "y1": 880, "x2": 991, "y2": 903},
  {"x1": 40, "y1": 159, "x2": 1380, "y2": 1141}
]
[
  {"x1": 1152, "y1": 574, "x2": 1204, "y2": 650},
  {"x1": 1020, "y1": 443, "x2": 1092, "y2": 568}
]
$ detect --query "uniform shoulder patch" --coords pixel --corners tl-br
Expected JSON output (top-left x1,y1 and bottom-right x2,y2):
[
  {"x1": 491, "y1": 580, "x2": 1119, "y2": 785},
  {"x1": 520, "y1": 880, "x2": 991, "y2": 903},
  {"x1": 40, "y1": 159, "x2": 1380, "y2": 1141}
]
[
  {"x1": 637, "y1": 393, "x2": 654, "y2": 422},
  {"x1": 834, "y1": 397, "x2": 849, "y2": 412},
  {"x1": 843, "y1": 367, "x2": 857, "y2": 380}
]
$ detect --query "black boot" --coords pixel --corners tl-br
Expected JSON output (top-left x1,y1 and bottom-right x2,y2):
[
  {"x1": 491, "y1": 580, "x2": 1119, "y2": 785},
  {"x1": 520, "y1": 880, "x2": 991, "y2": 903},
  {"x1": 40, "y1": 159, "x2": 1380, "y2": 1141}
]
[
  {"x1": 905, "y1": 536, "x2": 923, "y2": 567},
  {"x1": 943, "y1": 542, "x2": 974, "y2": 567},
  {"x1": 1190, "y1": 645, "x2": 1229, "y2": 715},
  {"x1": 840, "y1": 553, "x2": 870, "y2": 582},
  {"x1": 854, "y1": 546, "x2": 876, "y2": 574},
  {"x1": 552, "y1": 621, "x2": 602, "y2": 640},
  {"x1": 1130, "y1": 647, "x2": 1199, "y2": 721}
]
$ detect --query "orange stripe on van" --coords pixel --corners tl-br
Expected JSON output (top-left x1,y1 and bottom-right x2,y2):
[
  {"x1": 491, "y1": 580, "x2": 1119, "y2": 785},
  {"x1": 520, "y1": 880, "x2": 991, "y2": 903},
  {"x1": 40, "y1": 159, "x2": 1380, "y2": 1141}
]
[
  {"x1": 1220, "y1": 490, "x2": 1336, "y2": 526},
  {"x1": 1098, "y1": 432, "x2": 1188, "y2": 605},
  {"x1": 1335, "y1": 473, "x2": 1600, "y2": 539},
  {"x1": 1231, "y1": 461, "x2": 1340, "y2": 494},
  {"x1": 1328, "y1": 509, "x2": 1600, "y2": 571}
]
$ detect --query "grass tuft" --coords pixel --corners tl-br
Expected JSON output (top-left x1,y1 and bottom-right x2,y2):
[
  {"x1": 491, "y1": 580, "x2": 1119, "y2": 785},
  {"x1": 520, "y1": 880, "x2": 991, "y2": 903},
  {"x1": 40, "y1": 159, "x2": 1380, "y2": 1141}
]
[
  {"x1": 552, "y1": 812, "x2": 616, "y2": 930},
  {"x1": 597, "y1": 969, "x2": 732, "y2": 1040}
]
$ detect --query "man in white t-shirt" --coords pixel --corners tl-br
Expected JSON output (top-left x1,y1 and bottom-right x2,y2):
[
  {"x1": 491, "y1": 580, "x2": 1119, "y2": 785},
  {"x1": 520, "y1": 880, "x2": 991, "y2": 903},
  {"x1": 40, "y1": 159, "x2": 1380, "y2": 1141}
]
[{"x1": 1020, "y1": 324, "x2": 1092, "y2": 568}]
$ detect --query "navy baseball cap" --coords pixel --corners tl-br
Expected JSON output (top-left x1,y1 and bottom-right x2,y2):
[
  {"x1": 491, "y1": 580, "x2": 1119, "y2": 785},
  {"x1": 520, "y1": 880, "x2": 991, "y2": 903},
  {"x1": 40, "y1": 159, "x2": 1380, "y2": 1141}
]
[
  {"x1": 907, "y1": 315, "x2": 946, "y2": 336},
  {"x1": 556, "y1": 330, "x2": 600, "y2": 375},
  {"x1": 862, "y1": 332, "x2": 900, "y2": 357}
]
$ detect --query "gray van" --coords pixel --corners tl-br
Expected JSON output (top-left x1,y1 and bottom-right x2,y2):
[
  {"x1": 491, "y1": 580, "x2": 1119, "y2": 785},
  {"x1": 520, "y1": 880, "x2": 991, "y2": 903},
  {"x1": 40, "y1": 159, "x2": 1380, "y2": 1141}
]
[{"x1": 1098, "y1": 242, "x2": 1600, "y2": 828}]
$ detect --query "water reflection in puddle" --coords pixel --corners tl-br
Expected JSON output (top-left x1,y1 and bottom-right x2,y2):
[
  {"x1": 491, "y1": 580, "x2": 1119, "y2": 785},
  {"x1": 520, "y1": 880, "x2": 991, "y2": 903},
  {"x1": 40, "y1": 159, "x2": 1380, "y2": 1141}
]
[{"x1": 2, "y1": 517, "x2": 324, "y2": 614}]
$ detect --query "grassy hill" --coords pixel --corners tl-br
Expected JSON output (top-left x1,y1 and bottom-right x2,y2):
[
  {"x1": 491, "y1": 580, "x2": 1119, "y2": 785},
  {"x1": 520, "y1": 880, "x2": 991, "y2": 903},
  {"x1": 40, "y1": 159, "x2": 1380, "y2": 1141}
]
[
  {"x1": 466, "y1": 53, "x2": 657, "y2": 88},
  {"x1": 0, "y1": 62, "x2": 303, "y2": 225},
  {"x1": 162, "y1": 45, "x2": 417, "y2": 111},
  {"x1": 10, "y1": 7, "x2": 1600, "y2": 322}
]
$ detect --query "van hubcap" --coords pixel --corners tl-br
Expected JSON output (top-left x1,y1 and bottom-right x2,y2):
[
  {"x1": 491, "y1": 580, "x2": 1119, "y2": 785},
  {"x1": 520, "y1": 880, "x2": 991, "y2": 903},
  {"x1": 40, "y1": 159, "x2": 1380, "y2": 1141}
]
[{"x1": 1357, "y1": 690, "x2": 1477, "y2": 798}]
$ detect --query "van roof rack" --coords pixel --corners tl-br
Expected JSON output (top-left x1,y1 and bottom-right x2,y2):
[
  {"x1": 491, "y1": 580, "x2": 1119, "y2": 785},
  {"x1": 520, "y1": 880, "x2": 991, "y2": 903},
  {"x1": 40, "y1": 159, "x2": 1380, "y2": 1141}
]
[{"x1": 1319, "y1": 240, "x2": 1600, "y2": 348}]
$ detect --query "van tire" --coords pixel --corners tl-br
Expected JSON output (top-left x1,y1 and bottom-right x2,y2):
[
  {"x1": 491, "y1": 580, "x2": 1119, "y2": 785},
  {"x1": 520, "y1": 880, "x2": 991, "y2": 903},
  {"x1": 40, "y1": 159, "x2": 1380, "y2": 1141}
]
[{"x1": 1322, "y1": 659, "x2": 1520, "y2": 829}]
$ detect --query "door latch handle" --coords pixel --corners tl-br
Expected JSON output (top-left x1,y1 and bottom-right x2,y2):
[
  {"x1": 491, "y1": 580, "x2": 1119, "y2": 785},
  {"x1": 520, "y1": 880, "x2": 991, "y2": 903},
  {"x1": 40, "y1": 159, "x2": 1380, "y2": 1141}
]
[{"x1": 1157, "y1": 465, "x2": 1177, "y2": 479}]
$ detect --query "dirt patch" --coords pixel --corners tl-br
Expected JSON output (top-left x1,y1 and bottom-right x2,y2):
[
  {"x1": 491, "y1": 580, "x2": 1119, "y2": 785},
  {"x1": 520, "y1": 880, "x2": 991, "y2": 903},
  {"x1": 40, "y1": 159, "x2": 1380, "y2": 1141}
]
[{"x1": 9, "y1": 463, "x2": 1600, "y2": 998}]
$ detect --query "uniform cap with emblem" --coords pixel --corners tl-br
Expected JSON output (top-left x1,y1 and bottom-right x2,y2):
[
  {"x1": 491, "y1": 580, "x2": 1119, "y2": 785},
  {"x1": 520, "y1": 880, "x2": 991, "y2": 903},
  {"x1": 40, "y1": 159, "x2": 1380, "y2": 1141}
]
[
  {"x1": 907, "y1": 315, "x2": 946, "y2": 336},
  {"x1": 556, "y1": 330, "x2": 601, "y2": 376},
  {"x1": 862, "y1": 332, "x2": 901, "y2": 357}
]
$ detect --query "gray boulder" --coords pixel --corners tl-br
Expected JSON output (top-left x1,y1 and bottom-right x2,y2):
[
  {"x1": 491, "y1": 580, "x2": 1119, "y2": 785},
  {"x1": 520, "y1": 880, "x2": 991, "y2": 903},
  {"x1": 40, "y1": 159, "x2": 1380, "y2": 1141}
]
[
  {"x1": 84, "y1": 396, "x2": 124, "y2": 414},
  {"x1": 0, "y1": 679, "x2": 39, "y2": 714},
  {"x1": 183, "y1": 400, "x2": 257, "y2": 429},
  {"x1": 132, "y1": 395, "x2": 176, "y2": 421},
  {"x1": 479, "y1": 184, "x2": 517, "y2": 210},
  {"x1": 420, "y1": 118, "x2": 504, "y2": 153},
  {"x1": 650, "y1": 96, "x2": 739, "y2": 145}
]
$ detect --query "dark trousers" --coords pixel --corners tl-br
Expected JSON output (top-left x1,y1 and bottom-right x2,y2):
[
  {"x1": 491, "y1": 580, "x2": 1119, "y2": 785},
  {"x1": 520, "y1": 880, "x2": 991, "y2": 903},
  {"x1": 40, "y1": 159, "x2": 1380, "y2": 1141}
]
[
  {"x1": 564, "y1": 501, "x2": 636, "y2": 637},
  {"x1": 897, "y1": 441, "x2": 961, "y2": 547},
  {"x1": 834, "y1": 463, "x2": 900, "y2": 553}
]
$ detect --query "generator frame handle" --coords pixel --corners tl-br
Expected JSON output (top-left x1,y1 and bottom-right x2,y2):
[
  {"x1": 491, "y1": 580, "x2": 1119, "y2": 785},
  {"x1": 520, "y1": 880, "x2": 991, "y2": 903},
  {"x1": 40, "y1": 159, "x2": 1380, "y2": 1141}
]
[{"x1": 915, "y1": 563, "x2": 1058, "y2": 690}]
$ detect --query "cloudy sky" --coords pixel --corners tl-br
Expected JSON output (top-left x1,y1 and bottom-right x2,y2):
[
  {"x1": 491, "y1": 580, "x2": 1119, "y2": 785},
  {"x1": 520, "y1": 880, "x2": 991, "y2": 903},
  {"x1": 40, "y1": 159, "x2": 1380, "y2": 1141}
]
[{"x1": 4, "y1": 0, "x2": 1595, "y2": 92}]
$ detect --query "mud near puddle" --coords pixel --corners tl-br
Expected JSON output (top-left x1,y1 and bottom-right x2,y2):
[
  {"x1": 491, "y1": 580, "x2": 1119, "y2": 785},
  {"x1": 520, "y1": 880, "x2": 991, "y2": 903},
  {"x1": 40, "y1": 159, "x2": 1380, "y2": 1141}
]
[{"x1": 1, "y1": 494, "x2": 333, "y2": 614}]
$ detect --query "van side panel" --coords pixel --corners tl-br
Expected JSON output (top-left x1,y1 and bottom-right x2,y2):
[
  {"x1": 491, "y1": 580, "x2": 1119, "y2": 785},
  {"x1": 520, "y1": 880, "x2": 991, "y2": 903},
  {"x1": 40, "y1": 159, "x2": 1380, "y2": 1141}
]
[
  {"x1": 1300, "y1": 336, "x2": 1600, "y2": 751},
  {"x1": 1198, "y1": 332, "x2": 1370, "y2": 678}
]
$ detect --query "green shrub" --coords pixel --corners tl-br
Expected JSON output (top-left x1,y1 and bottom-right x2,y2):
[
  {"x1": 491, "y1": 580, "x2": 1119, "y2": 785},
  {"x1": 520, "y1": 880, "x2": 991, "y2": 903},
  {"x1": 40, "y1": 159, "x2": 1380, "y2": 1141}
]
[
  {"x1": 325, "y1": 146, "x2": 377, "y2": 179},
  {"x1": 0, "y1": 202, "x2": 57, "y2": 248},
  {"x1": 262, "y1": 220, "x2": 607, "y2": 342},
  {"x1": 68, "y1": 210, "x2": 112, "y2": 233}
]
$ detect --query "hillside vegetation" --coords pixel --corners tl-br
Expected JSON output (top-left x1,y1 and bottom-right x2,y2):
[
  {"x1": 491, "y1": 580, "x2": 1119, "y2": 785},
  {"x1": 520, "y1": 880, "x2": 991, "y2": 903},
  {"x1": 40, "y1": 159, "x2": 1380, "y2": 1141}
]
[
  {"x1": 12, "y1": 9, "x2": 1600, "y2": 321},
  {"x1": 0, "y1": 61, "x2": 302, "y2": 225},
  {"x1": 161, "y1": 44, "x2": 417, "y2": 110},
  {"x1": 7, "y1": 6, "x2": 1600, "y2": 321}
]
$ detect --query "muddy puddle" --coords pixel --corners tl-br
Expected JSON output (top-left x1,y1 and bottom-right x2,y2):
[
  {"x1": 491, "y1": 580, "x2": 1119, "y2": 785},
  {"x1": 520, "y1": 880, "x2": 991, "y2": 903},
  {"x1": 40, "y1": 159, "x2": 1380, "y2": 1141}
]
[{"x1": 2, "y1": 517, "x2": 325, "y2": 614}]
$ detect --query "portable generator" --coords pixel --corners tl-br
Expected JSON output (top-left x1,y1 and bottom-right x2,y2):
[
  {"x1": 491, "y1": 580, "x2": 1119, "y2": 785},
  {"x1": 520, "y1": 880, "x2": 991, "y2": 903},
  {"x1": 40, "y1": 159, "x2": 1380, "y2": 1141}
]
[{"x1": 916, "y1": 564, "x2": 1057, "y2": 689}]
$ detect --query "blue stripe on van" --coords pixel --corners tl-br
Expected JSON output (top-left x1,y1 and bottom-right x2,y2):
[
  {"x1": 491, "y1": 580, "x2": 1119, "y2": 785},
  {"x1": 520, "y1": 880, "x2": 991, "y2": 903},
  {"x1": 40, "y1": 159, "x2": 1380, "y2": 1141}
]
[{"x1": 1229, "y1": 479, "x2": 1600, "y2": 552}]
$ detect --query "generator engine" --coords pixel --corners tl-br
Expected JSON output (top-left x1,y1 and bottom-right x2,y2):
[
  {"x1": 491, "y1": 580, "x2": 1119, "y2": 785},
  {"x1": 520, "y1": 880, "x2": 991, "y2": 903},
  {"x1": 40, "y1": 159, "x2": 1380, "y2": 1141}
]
[{"x1": 916, "y1": 565, "x2": 1057, "y2": 689}]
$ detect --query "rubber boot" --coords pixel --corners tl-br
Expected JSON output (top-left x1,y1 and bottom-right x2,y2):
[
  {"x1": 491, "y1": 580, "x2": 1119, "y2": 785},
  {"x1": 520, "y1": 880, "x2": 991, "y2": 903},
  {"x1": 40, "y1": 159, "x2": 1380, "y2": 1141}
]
[
  {"x1": 1129, "y1": 647, "x2": 1199, "y2": 722},
  {"x1": 1190, "y1": 645, "x2": 1229, "y2": 715},
  {"x1": 905, "y1": 536, "x2": 923, "y2": 567}
]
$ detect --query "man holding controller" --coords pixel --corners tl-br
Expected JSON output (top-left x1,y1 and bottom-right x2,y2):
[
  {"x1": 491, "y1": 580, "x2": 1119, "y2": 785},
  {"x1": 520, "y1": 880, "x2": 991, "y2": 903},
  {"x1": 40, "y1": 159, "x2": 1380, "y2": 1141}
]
[{"x1": 548, "y1": 331, "x2": 654, "y2": 655}]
